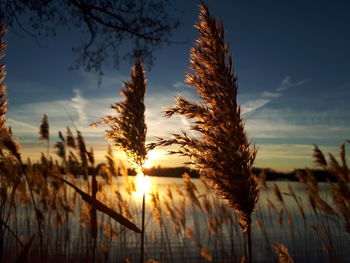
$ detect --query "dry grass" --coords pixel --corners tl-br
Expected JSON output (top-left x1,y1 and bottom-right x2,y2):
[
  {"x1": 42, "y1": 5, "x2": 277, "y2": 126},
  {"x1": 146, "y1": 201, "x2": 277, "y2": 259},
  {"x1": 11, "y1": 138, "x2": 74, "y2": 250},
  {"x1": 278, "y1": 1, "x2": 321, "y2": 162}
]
[
  {"x1": 92, "y1": 59, "x2": 148, "y2": 263},
  {"x1": 148, "y1": 2, "x2": 258, "y2": 235},
  {"x1": 147, "y1": 4, "x2": 260, "y2": 261},
  {"x1": 305, "y1": 143, "x2": 350, "y2": 232},
  {"x1": 0, "y1": 142, "x2": 348, "y2": 262},
  {"x1": 274, "y1": 243, "x2": 293, "y2": 263},
  {"x1": 39, "y1": 115, "x2": 49, "y2": 141},
  {"x1": 92, "y1": 59, "x2": 147, "y2": 168}
]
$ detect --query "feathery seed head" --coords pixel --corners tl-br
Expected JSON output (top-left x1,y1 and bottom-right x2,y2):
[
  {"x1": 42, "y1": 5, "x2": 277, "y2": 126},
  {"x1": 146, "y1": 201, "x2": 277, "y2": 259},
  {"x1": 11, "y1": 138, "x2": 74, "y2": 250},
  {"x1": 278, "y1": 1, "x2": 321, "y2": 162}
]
[
  {"x1": 66, "y1": 127, "x2": 76, "y2": 148},
  {"x1": 1, "y1": 127, "x2": 21, "y2": 162},
  {"x1": 39, "y1": 114, "x2": 49, "y2": 140},
  {"x1": 76, "y1": 130, "x2": 88, "y2": 179},
  {"x1": 0, "y1": 16, "x2": 7, "y2": 132},
  {"x1": 54, "y1": 141, "x2": 65, "y2": 159},
  {"x1": 93, "y1": 60, "x2": 147, "y2": 168},
  {"x1": 149, "y1": 2, "x2": 258, "y2": 232},
  {"x1": 274, "y1": 243, "x2": 293, "y2": 263},
  {"x1": 313, "y1": 145, "x2": 327, "y2": 168}
]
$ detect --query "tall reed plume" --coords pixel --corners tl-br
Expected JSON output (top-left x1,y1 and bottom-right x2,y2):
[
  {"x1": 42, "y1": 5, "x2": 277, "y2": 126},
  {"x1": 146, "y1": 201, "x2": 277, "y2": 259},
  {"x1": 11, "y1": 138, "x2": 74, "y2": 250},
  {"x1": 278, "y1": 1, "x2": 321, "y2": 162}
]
[
  {"x1": 274, "y1": 243, "x2": 293, "y2": 263},
  {"x1": 39, "y1": 114, "x2": 50, "y2": 157},
  {"x1": 149, "y1": 2, "x2": 258, "y2": 232},
  {"x1": 92, "y1": 59, "x2": 147, "y2": 262},
  {"x1": 0, "y1": 20, "x2": 46, "y2": 254},
  {"x1": 308, "y1": 143, "x2": 350, "y2": 232},
  {"x1": 92, "y1": 59, "x2": 147, "y2": 168},
  {"x1": 148, "y1": 2, "x2": 258, "y2": 261},
  {"x1": 0, "y1": 13, "x2": 6, "y2": 134},
  {"x1": 0, "y1": 16, "x2": 21, "y2": 162}
]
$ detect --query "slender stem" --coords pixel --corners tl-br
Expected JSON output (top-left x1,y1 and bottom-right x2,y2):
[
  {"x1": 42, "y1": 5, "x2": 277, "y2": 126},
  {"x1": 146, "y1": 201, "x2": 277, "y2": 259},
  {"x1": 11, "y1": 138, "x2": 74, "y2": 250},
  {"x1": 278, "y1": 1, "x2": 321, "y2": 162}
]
[
  {"x1": 0, "y1": 218, "x2": 24, "y2": 247},
  {"x1": 47, "y1": 138, "x2": 50, "y2": 159},
  {"x1": 90, "y1": 158, "x2": 97, "y2": 263},
  {"x1": 20, "y1": 162, "x2": 44, "y2": 259},
  {"x1": 247, "y1": 223, "x2": 252, "y2": 263},
  {"x1": 92, "y1": 238, "x2": 96, "y2": 263},
  {"x1": 140, "y1": 192, "x2": 146, "y2": 263}
]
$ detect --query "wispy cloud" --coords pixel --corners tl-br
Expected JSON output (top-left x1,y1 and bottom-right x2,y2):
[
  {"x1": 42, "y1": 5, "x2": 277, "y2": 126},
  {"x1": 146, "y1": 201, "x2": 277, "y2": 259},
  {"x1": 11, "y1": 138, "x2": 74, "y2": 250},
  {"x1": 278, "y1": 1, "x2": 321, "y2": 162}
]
[
  {"x1": 261, "y1": 91, "x2": 282, "y2": 98},
  {"x1": 71, "y1": 89, "x2": 88, "y2": 126},
  {"x1": 246, "y1": 116, "x2": 350, "y2": 140},
  {"x1": 241, "y1": 76, "x2": 309, "y2": 115},
  {"x1": 276, "y1": 76, "x2": 310, "y2": 92},
  {"x1": 241, "y1": 99, "x2": 270, "y2": 114},
  {"x1": 172, "y1": 81, "x2": 186, "y2": 88}
]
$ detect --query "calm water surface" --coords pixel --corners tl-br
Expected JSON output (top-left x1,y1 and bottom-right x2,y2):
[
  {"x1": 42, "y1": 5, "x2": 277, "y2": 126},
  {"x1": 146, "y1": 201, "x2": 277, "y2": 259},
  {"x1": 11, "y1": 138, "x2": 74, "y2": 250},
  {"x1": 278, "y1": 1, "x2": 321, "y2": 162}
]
[{"x1": 8, "y1": 176, "x2": 349, "y2": 262}]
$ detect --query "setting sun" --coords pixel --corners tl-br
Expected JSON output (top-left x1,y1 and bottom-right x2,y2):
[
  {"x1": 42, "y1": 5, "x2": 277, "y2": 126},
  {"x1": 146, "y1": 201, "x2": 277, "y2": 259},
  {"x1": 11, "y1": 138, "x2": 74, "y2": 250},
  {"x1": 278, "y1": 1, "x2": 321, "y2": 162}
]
[{"x1": 143, "y1": 150, "x2": 163, "y2": 168}]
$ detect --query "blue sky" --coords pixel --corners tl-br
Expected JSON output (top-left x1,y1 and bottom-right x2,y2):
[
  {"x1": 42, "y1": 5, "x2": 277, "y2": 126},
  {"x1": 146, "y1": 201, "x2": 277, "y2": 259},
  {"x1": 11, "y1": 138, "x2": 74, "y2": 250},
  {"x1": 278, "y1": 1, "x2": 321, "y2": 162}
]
[{"x1": 4, "y1": 0, "x2": 350, "y2": 170}]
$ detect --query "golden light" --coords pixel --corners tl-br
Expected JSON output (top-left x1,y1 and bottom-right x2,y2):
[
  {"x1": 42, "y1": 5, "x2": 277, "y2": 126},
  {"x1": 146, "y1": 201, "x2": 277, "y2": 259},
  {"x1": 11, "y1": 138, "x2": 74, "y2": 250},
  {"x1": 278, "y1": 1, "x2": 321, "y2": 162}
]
[
  {"x1": 143, "y1": 150, "x2": 163, "y2": 168},
  {"x1": 133, "y1": 171, "x2": 152, "y2": 200}
]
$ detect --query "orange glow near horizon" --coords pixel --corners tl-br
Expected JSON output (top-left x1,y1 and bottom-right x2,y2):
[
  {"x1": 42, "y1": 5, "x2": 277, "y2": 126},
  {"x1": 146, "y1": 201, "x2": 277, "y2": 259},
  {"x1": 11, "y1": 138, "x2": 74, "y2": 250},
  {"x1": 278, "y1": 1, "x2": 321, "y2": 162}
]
[
  {"x1": 16, "y1": 141, "x2": 320, "y2": 172},
  {"x1": 143, "y1": 150, "x2": 164, "y2": 168}
]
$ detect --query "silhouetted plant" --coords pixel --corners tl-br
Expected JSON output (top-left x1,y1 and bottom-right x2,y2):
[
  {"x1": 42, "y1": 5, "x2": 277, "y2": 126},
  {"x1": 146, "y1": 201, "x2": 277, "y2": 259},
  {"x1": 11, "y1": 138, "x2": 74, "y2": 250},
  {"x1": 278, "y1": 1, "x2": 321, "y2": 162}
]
[
  {"x1": 274, "y1": 243, "x2": 293, "y2": 263},
  {"x1": 298, "y1": 143, "x2": 350, "y2": 233},
  {"x1": 148, "y1": 3, "x2": 258, "y2": 261},
  {"x1": 39, "y1": 114, "x2": 50, "y2": 157},
  {"x1": 92, "y1": 59, "x2": 147, "y2": 263},
  {"x1": 0, "y1": 14, "x2": 7, "y2": 134},
  {"x1": 92, "y1": 60, "x2": 147, "y2": 168}
]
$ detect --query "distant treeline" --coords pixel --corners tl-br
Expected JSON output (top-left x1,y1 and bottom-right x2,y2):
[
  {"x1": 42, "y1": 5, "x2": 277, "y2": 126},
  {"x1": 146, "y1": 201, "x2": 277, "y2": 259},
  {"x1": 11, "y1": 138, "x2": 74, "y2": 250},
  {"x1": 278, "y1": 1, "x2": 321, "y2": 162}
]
[
  {"x1": 144, "y1": 166, "x2": 338, "y2": 182},
  {"x1": 144, "y1": 166, "x2": 199, "y2": 178},
  {"x1": 27, "y1": 162, "x2": 336, "y2": 182},
  {"x1": 251, "y1": 168, "x2": 337, "y2": 182}
]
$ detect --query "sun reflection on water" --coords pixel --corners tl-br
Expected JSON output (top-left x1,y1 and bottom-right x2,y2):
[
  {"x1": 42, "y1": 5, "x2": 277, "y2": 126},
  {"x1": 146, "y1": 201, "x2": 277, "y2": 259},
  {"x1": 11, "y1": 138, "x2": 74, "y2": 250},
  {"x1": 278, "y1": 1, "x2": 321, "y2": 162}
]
[{"x1": 133, "y1": 171, "x2": 152, "y2": 200}]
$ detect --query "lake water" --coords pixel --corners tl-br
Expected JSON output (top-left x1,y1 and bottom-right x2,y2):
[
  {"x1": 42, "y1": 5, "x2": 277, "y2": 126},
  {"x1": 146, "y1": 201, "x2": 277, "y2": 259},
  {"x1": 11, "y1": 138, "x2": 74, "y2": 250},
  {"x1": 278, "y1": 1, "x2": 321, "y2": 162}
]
[
  {"x1": 4, "y1": 176, "x2": 349, "y2": 262},
  {"x1": 101, "y1": 176, "x2": 348, "y2": 262}
]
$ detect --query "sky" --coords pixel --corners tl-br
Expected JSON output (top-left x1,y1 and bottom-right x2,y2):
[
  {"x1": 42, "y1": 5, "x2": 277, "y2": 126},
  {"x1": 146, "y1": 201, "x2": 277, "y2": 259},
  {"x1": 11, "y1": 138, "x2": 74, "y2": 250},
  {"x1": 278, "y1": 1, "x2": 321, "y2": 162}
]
[{"x1": 3, "y1": 0, "x2": 350, "y2": 171}]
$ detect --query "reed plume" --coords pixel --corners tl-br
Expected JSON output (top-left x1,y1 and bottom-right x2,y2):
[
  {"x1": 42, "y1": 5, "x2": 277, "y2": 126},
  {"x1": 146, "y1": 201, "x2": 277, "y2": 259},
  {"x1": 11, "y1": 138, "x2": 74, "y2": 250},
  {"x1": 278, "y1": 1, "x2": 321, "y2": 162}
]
[
  {"x1": 0, "y1": 14, "x2": 7, "y2": 133},
  {"x1": 148, "y1": 3, "x2": 258, "y2": 261},
  {"x1": 309, "y1": 143, "x2": 350, "y2": 232},
  {"x1": 0, "y1": 20, "x2": 22, "y2": 163},
  {"x1": 39, "y1": 114, "x2": 50, "y2": 158},
  {"x1": 77, "y1": 130, "x2": 88, "y2": 180},
  {"x1": 92, "y1": 59, "x2": 147, "y2": 263},
  {"x1": 66, "y1": 127, "x2": 76, "y2": 149},
  {"x1": 149, "y1": 2, "x2": 258, "y2": 234},
  {"x1": 92, "y1": 59, "x2": 147, "y2": 168},
  {"x1": 274, "y1": 243, "x2": 293, "y2": 263},
  {"x1": 1, "y1": 128, "x2": 21, "y2": 162},
  {"x1": 106, "y1": 144, "x2": 118, "y2": 177},
  {"x1": 54, "y1": 138, "x2": 66, "y2": 161},
  {"x1": 39, "y1": 114, "x2": 49, "y2": 140},
  {"x1": 199, "y1": 246, "x2": 213, "y2": 261}
]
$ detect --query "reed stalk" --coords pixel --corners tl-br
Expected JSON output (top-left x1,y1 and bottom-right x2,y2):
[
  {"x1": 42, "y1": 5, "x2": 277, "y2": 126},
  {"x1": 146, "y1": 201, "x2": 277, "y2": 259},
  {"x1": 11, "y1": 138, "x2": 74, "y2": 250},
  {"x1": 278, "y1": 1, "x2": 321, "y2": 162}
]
[
  {"x1": 148, "y1": 2, "x2": 258, "y2": 261},
  {"x1": 0, "y1": 13, "x2": 6, "y2": 135},
  {"x1": 0, "y1": 16, "x2": 7, "y2": 262},
  {"x1": 39, "y1": 114, "x2": 49, "y2": 158},
  {"x1": 93, "y1": 59, "x2": 147, "y2": 262},
  {"x1": 0, "y1": 15, "x2": 46, "y2": 261}
]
